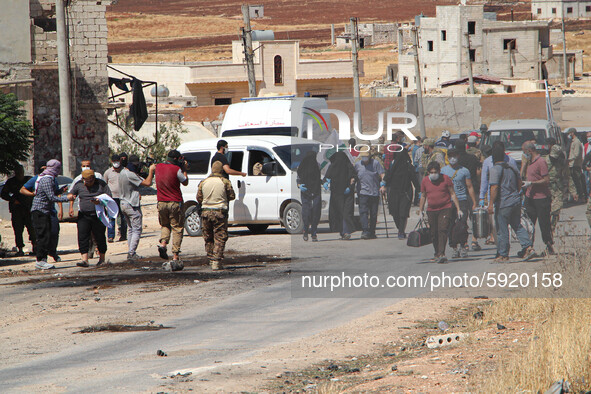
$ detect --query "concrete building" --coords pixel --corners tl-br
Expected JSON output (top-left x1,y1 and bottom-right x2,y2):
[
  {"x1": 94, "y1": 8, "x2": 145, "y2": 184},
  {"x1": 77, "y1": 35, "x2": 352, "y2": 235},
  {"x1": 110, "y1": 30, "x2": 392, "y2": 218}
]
[
  {"x1": 398, "y1": 5, "x2": 555, "y2": 93},
  {"x1": 336, "y1": 23, "x2": 398, "y2": 49},
  {"x1": 0, "y1": 0, "x2": 114, "y2": 174},
  {"x1": 110, "y1": 40, "x2": 362, "y2": 106},
  {"x1": 532, "y1": 0, "x2": 591, "y2": 19}
]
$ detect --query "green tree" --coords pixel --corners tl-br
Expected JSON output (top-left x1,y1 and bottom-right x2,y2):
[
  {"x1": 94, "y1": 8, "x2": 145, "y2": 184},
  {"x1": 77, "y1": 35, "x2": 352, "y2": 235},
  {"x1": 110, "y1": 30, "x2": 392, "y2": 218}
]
[
  {"x1": 0, "y1": 93, "x2": 33, "y2": 174},
  {"x1": 110, "y1": 113, "x2": 189, "y2": 162}
]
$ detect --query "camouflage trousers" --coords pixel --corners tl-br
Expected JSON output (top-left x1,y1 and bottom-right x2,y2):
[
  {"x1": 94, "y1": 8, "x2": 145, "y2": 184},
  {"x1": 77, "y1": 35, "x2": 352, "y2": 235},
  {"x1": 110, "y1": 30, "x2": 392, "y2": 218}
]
[
  {"x1": 550, "y1": 189, "x2": 564, "y2": 233},
  {"x1": 587, "y1": 198, "x2": 591, "y2": 230},
  {"x1": 201, "y1": 209, "x2": 229, "y2": 263}
]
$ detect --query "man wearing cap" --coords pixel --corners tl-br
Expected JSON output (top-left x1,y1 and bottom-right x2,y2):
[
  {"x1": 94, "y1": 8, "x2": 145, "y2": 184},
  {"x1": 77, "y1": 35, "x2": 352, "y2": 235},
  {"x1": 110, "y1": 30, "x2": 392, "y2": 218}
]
[
  {"x1": 155, "y1": 149, "x2": 189, "y2": 264},
  {"x1": 30, "y1": 160, "x2": 75, "y2": 269},
  {"x1": 564, "y1": 127, "x2": 587, "y2": 202},
  {"x1": 68, "y1": 170, "x2": 112, "y2": 267},
  {"x1": 436, "y1": 130, "x2": 453, "y2": 149},
  {"x1": 197, "y1": 161, "x2": 236, "y2": 270},
  {"x1": 103, "y1": 154, "x2": 127, "y2": 242},
  {"x1": 355, "y1": 150, "x2": 385, "y2": 239}
]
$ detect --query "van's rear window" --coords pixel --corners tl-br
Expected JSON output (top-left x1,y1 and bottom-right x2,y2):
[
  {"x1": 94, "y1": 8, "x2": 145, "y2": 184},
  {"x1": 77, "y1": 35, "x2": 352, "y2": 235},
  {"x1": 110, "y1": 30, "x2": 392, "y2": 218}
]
[
  {"x1": 184, "y1": 152, "x2": 211, "y2": 174},
  {"x1": 222, "y1": 127, "x2": 298, "y2": 137}
]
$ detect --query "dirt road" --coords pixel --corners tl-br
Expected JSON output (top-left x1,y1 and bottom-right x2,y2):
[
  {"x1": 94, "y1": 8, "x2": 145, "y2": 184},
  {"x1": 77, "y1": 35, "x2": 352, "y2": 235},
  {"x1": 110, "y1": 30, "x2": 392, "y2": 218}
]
[{"x1": 0, "y1": 199, "x2": 588, "y2": 391}]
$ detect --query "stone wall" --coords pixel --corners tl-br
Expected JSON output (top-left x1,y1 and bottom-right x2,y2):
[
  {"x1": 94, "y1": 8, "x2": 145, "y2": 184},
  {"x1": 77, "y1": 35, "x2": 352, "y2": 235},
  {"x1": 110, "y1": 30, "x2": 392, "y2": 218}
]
[{"x1": 25, "y1": 0, "x2": 113, "y2": 174}]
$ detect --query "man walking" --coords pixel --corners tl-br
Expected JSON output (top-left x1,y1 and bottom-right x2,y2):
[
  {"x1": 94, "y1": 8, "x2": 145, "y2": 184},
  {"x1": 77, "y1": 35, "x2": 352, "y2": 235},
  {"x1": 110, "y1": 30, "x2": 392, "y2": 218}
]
[
  {"x1": 68, "y1": 159, "x2": 103, "y2": 218},
  {"x1": 211, "y1": 140, "x2": 246, "y2": 178},
  {"x1": 103, "y1": 154, "x2": 127, "y2": 242},
  {"x1": 20, "y1": 161, "x2": 64, "y2": 262},
  {"x1": 488, "y1": 144, "x2": 535, "y2": 263},
  {"x1": 30, "y1": 160, "x2": 74, "y2": 269},
  {"x1": 522, "y1": 141, "x2": 555, "y2": 255},
  {"x1": 155, "y1": 149, "x2": 188, "y2": 265},
  {"x1": 68, "y1": 170, "x2": 112, "y2": 267},
  {"x1": 197, "y1": 161, "x2": 236, "y2": 270},
  {"x1": 1, "y1": 164, "x2": 36, "y2": 256},
  {"x1": 564, "y1": 128, "x2": 587, "y2": 202},
  {"x1": 355, "y1": 150, "x2": 385, "y2": 239},
  {"x1": 118, "y1": 162, "x2": 156, "y2": 261}
]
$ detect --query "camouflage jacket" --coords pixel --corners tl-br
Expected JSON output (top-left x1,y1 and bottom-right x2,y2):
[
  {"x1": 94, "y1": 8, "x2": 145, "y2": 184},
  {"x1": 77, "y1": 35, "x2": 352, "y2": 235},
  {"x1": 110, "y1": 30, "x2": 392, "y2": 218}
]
[{"x1": 420, "y1": 150, "x2": 445, "y2": 169}]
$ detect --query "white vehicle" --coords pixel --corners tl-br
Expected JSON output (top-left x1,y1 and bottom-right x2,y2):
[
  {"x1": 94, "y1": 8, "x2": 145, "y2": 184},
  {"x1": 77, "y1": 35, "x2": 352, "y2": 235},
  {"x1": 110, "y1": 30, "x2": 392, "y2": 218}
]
[
  {"x1": 481, "y1": 119, "x2": 563, "y2": 164},
  {"x1": 178, "y1": 136, "x2": 329, "y2": 236},
  {"x1": 220, "y1": 96, "x2": 331, "y2": 141}
]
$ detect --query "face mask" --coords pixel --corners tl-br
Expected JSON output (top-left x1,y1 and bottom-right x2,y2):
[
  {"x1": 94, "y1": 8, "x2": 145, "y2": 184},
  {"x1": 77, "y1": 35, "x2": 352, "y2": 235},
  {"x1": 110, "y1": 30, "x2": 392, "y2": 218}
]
[
  {"x1": 362, "y1": 156, "x2": 370, "y2": 163},
  {"x1": 223, "y1": 147, "x2": 228, "y2": 154},
  {"x1": 429, "y1": 173, "x2": 439, "y2": 182},
  {"x1": 113, "y1": 162, "x2": 121, "y2": 169},
  {"x1": 449, "y1": 157, "x2": 458, "y2": 166},
  {"x1": 524, "y1": 153, "x2": 532, "y2": 161},
  {"x1": 81, "y1": 166, "x2": 90, "y2": 172}
]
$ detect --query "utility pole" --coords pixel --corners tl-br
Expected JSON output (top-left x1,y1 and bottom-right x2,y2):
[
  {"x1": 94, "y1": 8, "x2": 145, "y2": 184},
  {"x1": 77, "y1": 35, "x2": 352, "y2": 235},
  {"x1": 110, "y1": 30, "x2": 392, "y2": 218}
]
[
  {"x1": 241, "y1": 4, "x2": 257, "y2": 97},
  {"x1": 508, "y1": 39, "x2": 514, "y2": 77},
  {"x1": 561, "y1": 5, "x2": 569, "y2": 87},
  {"x1": 411, "y1": 26, "x2": 426, "y2": 138},
  {"x1": 465, "y1": 33, "x2": 475, "y2": 94},
  {"x1": 350, "y1": 17, "x2": 362, "y2": 134},
  {"x1": 55, "y1": 0, "x2": 72, "y2": 177}
]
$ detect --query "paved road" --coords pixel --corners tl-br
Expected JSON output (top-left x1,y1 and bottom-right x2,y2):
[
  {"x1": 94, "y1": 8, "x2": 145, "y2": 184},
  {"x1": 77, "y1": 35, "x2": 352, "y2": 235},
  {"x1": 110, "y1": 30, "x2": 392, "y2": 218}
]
[{"x1": 0, "y1": 204, "x2": 587, "y2": 392}]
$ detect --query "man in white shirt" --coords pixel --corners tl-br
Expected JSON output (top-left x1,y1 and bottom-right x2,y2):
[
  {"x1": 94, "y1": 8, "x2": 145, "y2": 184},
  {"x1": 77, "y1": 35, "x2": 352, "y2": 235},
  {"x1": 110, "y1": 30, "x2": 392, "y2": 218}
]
[{"x1": 103, "y1": 154, "x2": 127, "y2": 242}]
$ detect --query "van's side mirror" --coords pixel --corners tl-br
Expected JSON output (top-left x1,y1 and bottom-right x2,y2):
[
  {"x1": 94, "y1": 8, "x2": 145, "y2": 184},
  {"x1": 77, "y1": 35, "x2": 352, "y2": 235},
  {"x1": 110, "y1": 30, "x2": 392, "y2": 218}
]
[{"x1": 262, "y1": 161, "x2": 278, "y2": 176}]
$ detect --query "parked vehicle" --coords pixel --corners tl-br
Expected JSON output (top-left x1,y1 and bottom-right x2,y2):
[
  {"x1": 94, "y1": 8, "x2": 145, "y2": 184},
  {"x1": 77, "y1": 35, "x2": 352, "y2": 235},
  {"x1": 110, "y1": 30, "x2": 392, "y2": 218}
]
[
  {"x1": 178, "y1": 136, "x2": 329, "y2": 236},
  {"x1": 220, "y1": 96, "x2": 331, "y2": 141},
  {"x1": 481, "y1": 119, "x2": 563, "y2": 165}
]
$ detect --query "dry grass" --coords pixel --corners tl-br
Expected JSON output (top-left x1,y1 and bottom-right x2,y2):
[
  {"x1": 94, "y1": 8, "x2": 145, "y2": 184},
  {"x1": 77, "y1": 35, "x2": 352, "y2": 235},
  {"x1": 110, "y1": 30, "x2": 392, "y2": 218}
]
[
  {"x1": 478, "y1": 229, "x2": 591, "y2": 392},
  {"x1": 107, "y1": 12, "x2": 333, "y2": 42}
]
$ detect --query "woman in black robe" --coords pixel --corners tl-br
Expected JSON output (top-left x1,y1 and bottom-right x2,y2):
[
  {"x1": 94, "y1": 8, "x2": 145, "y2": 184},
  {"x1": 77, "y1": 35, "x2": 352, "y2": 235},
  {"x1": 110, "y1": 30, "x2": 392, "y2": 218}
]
[
  {"x1": 297, "y1": 151, "x2": 322, "y2": 241},
  {"x1": 324, "y1": 151, "x2": 358, "y2": 239},
  {"x1": 384, "y1": 148, "x2": 419, "y2": 239}
]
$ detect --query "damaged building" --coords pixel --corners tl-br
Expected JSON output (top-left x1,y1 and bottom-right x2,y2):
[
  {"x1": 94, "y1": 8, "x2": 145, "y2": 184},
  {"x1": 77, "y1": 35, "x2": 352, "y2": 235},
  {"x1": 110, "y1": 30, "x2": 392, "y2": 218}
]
[
  {"x1": 398, "y1": 4, "x2": 580, "y2": 94},
  {"x1": 0, "y1": 0, "x2": 115, "y2": 175}
]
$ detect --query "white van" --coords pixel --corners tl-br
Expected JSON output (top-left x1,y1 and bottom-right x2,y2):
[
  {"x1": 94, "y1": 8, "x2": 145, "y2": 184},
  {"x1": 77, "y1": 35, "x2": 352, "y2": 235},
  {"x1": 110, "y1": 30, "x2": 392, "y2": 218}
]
[
  {"x1": 220, "y1": 96, "x2": 331, "y2": 141},
  {"x1": 178, "y1": 136, "x2": 329, "y2": 236},
  {"x1": 481, "y1": 119, "x2": 564, "y2": 164}
]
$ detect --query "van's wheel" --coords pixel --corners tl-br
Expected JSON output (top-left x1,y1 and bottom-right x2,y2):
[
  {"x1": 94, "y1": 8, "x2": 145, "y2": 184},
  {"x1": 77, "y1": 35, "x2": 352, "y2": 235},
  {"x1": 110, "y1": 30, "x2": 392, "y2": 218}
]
[
  {"x1": 283, "y1": 202, "x2": 304, "y2": 234},
  {"x1": 247, "y1": 224, "x2": 269, "y2": 234},
  {"x1": 184, "y1": 205, "x2": 202, "y2": 236}
]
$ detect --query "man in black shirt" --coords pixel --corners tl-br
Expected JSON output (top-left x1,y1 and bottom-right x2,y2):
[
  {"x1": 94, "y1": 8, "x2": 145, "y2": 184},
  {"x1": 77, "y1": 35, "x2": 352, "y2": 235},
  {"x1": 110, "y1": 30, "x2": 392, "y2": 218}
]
[
  {"x1": 1, "y1": 164, "x2": 36, "y2": 256},
  {"x1": 211, "y1": 140, "x2": 246, "y2": 178}
]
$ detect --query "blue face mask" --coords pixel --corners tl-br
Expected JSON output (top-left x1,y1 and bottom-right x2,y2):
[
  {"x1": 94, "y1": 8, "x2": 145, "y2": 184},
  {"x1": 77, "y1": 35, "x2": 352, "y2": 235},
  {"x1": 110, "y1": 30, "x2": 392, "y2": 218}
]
[{"x1": 362, "y1": 156, "x2": 370, "y2": 163}]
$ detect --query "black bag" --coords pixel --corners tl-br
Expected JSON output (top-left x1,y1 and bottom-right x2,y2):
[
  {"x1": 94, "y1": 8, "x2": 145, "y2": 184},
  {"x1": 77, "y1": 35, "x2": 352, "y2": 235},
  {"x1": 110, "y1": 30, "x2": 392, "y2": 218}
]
[
  {"x1": 450, "y1": 218, "x2": 469, "y2": 247},
  {"x1": 407, "y1": 218, "x2": 432, "y2": 247}
]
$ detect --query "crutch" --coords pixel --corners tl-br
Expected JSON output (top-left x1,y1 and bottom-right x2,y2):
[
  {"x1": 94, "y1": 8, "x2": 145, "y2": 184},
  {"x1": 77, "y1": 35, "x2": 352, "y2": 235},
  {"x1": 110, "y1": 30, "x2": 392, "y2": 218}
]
[{"x1": 381, "y1": 193, "x2": 389, "y2": 238}]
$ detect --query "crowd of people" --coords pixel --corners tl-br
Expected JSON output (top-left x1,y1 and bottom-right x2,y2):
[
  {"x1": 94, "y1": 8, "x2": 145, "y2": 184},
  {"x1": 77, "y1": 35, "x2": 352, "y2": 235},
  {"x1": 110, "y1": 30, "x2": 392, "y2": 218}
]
[
  {"x1": 1, "y1": 141, "x2": 239, "y2": 271},
  {"x1": 2, "y1": 131, "x2": 591, "y2": 269},
  {"x1": 297, "y1": 129, "x2": 591, "y2": 263}
]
